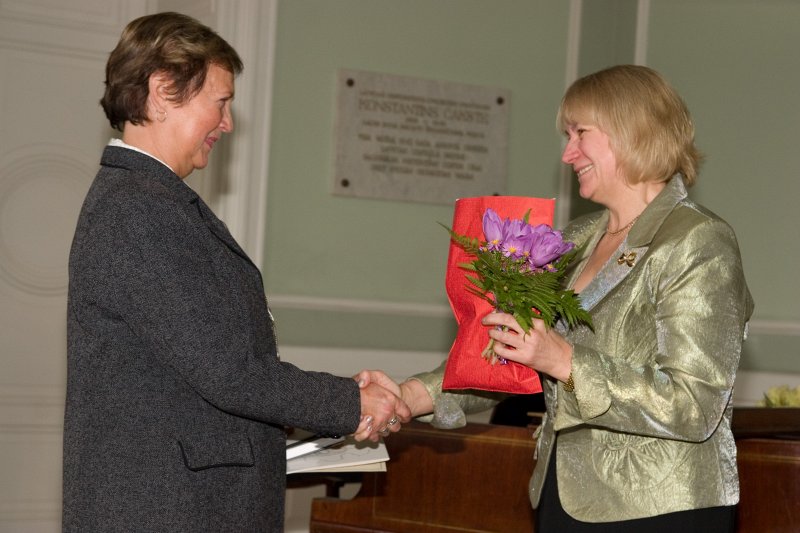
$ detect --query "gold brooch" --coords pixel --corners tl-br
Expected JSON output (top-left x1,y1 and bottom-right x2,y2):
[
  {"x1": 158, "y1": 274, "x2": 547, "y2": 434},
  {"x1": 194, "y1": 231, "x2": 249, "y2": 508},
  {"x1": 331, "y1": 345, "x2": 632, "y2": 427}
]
[{"x1": 617, "y1": 251, "x2": 637, "y2": 267}]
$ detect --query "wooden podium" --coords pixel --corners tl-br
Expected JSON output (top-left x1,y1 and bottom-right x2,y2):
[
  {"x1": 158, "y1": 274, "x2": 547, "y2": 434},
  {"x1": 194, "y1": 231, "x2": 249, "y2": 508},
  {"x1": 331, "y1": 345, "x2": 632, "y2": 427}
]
[
  {"x1": 309, "y1": 410, "x2": 800, "y2": 533},
  {"x1": 732, "y1": 408, "x2": 800, "y2": 533},
  {"x1": 310, "y1": 421, "x2": 537, "y2": 533}
]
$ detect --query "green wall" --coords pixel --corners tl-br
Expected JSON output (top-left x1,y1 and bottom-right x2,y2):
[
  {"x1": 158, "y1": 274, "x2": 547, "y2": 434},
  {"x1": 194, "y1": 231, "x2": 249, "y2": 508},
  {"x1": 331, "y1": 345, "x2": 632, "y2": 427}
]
[
  {"x1": 265, "y1": 0, "x2": 571, "y2": 350},
  {"x1": 264, "y1": 0, "x2": 800, "y2": 373},
  {"x1": 646, "y1": 0, "x2": 800, "y2": 372},
  {"x1": 571, "y1": 0, "x2": 800, "y2": 373}
]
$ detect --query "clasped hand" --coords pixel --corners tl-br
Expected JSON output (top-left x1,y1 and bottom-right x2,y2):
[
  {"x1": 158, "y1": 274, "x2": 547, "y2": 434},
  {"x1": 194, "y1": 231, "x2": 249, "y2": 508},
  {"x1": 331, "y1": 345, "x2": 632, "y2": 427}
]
[
  {"x1": 352, "y1": 376, "x2": 412, "y2": 442},
  {"x1": 352, "y1": 369, "x2": 435, "y2": 443}
]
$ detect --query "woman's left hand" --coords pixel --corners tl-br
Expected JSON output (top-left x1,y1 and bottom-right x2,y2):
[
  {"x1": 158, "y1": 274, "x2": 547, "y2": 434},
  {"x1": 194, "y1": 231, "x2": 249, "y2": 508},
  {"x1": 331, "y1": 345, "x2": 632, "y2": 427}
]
[{"x1": 482, "y1": 311, "x2": 573, "y2": 382}]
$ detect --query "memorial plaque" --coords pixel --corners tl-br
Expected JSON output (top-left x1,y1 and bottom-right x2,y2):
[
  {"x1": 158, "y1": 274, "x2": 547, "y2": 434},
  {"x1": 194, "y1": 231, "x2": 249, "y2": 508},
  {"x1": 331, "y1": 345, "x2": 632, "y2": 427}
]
[{"x1": 332, "y1": 69, "x2": 510, "y2": 205}]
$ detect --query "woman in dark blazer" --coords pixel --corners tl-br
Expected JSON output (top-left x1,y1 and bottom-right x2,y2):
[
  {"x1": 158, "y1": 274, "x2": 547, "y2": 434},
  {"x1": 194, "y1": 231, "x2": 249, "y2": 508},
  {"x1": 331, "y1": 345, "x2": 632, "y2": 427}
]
[
  {"x1": 62, "y1": 12, "x2": 408, "y2": 532},
  {"x1": 361, "y1": 65, "x2": 753, "y2": 532}
]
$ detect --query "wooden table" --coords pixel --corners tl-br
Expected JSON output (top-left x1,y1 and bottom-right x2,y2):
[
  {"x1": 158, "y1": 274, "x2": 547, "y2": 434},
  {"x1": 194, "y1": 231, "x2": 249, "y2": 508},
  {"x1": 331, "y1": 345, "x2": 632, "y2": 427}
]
[
  {"x1": 309, "y1": 409, "x2": 800, "y2": 533},
  {"x1": 310, "y1": 421, "x2": 536, "y2": 532}
]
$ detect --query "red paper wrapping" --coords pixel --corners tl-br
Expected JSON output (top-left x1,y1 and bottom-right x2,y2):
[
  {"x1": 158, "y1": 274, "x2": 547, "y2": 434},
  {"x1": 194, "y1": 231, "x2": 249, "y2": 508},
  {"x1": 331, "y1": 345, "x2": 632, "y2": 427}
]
[{"x1": 442, "y1": 196, "x2": 556, "y2": 394}]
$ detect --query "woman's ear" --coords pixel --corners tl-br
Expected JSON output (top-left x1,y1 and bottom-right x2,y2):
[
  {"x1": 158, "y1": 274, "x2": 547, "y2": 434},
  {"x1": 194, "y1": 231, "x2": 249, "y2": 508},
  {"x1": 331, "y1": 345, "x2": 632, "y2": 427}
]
[{"x1": 147, "y1": 71, "x2": 172, "y2": 120}]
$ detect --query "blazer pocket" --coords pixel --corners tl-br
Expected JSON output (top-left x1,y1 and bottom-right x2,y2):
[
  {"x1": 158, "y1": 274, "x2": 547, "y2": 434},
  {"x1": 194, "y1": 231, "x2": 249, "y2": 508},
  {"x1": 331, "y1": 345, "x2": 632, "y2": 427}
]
[
  {"x1": 592, "y1": 432, "x2": 690, "y2": 491},
  {"x1": 178, "y1": 431, "x2": 255, "y2": 471}
]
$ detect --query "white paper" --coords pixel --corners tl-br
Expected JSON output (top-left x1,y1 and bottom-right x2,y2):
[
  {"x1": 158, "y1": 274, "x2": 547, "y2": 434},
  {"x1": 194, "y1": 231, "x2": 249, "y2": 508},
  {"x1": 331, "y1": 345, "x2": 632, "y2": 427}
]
[
  {"x1": 286, "y1": 435, "x2": 389, "y2": 475},
  {"x1": 286, "y1": 430, "x2": 345, "y2": 460}
]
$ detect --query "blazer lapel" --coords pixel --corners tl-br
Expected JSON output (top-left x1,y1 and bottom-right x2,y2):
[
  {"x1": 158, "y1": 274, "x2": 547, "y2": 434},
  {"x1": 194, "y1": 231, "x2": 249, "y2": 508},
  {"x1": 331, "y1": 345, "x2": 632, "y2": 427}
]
[
  {"x1": 577, "y1": 241, "x2": 649, "y2": 312},
  {"x1": 100, "y1": 146, "x2": 256, "y2": 268},
  {"x1": 563, "y1": 212, "x2": 606, "y2": 291},
  {"x1": 566, "y1": 175, "x2": 690, "y2": 312},
  {"x1": 192, "y1": 196, "x2": 254, "y2": 266}
]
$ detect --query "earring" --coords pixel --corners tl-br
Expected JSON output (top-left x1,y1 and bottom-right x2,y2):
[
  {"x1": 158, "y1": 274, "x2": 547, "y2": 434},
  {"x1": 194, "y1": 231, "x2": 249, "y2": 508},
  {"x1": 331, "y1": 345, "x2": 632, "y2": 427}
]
[{"x1": 156, "y1": 110, "x2": 167, "y2": 122}]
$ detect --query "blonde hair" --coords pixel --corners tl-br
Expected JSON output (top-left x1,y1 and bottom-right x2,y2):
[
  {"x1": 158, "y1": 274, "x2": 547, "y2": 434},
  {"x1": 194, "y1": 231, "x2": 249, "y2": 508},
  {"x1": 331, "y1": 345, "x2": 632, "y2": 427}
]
[{"x1": 557, "y1": 65, "x2": 702, "y2": 186}]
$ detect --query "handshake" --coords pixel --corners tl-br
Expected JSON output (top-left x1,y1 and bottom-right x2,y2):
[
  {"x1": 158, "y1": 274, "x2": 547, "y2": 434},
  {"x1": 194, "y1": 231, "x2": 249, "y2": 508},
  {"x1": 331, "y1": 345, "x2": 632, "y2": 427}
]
[{"x1": 350, "y1": 370, "x2": 434, "y2": 442}]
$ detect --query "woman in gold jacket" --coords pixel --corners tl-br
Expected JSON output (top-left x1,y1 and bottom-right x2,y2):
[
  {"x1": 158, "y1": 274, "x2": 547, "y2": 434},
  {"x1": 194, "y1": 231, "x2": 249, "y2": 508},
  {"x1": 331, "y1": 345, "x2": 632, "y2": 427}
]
[{"x1": 361, "y1": 65, "x2": 753, "y2": 531}]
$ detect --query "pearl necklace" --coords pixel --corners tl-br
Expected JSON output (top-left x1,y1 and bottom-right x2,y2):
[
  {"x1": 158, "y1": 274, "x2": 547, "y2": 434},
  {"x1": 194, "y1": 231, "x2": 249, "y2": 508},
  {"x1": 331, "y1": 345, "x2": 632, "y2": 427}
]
[{"x1": 606, "y1": 215, "x2": 640, "y2": 236}]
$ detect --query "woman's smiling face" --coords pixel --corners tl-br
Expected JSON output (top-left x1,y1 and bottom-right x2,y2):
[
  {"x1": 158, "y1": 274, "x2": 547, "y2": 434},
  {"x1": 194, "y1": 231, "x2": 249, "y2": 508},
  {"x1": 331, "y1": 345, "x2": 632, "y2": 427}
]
[
  {"x1": 163, "y1": 63, "x2": 235, "y2": 178},
  {"x1": 561, "y1": 123, "x2": 623, "y2": 206}
]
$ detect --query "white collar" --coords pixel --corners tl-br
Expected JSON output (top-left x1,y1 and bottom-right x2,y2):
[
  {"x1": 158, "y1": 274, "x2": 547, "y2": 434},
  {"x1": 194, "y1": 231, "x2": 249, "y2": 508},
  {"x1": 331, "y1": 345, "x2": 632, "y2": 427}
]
[{"x1": 108, "y1": 138, "x2": 175, "y2": 173}]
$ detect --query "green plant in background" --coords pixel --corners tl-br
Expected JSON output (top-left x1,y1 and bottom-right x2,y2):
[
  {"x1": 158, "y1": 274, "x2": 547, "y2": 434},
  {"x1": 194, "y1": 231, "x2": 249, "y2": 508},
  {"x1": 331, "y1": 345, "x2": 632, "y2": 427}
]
[{"x1": 758, "y1": 385, "x2": 800, "y2": 407}]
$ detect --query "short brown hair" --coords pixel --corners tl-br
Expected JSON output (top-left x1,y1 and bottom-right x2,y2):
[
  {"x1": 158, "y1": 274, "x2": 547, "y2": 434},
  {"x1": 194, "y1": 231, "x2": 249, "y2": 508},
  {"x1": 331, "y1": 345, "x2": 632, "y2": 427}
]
[
  {"x1": 557, "y1": 65, "x2": 702, "y2": 186},
  {"x1": 101, "y1": 12, "x2": 243, "y2": 131}
]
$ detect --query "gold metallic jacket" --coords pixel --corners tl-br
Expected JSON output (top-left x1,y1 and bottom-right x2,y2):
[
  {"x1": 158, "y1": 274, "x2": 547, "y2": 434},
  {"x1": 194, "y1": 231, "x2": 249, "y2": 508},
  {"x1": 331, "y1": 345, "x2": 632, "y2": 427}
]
[{"x1": 411, "y1": 176, "x2": 753, "y2": 522}]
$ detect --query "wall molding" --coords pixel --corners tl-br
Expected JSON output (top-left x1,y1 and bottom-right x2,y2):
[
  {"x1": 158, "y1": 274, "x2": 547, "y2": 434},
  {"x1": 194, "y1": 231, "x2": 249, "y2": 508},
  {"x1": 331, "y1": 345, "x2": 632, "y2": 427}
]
[
  {"x1": 172, "y1": 0, "x2": 275, "y2": 270},
  {"x1": 0, "y1": 386, "x2": 64, "y2": 526},
  {"x1": 0, "y1": 501, "x2": 61, "y2": 526},
  {"x1": 269, "y1": 293, "x2": 453, "y2": 318},
  {"x1": 280, "y1": 344, "x2": 794, "y2": 407},
  {"x1": 0, "y1": 384, "x2": 65, "y2": 434},
  {"x1": 0, "y1": 144, "x2": 95, "y2": 295},
  {"x1": 734, "y1": 370, "x2": 800, "y2": 405},
  {"x1": 279, "y1": 345, "x2": 446, "y2": 384},
  {"x1": 212, "y1": 0, "x2": 276, "y2": 270},
  {"x1": 268, "y1": 293, "x2": 800, "y2": 338},
  {"x1": 748, "y1": 319, "x2": 800, "y2": 337}
]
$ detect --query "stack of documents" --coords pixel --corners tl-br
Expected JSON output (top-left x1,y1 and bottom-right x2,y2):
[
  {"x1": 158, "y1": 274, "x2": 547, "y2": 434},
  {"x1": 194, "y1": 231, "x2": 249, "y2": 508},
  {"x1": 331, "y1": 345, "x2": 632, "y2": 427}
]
[{"x1": 286, "y1": 429, "x2": 389, "y2": 474}]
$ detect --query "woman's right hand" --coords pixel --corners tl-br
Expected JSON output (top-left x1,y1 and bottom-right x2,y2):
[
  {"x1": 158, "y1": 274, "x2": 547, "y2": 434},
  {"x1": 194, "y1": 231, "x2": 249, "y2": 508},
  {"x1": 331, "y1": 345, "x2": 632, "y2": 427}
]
[
  {"x1": 356, "y1": 370, "x2": 434, "y2": 419},
  {"x1": 353, "y1": 380, "x2": 411, "y2": 442},
  {"x1": 482, "y1": 311, "x2": 573, "y2": 383}
]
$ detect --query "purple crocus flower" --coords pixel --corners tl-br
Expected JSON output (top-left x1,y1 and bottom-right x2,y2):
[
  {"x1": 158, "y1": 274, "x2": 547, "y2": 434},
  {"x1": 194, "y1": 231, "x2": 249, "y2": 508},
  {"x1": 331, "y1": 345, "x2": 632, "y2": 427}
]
[
  {"x1": 505, "y1": 217, "x2": 531, "y2": 240},
  {"x1": 482, "y1": 209, "x2": 574, "y2": 267},
  {"x1": 482, "y1": 208, "x2": 505, "y2": 251},
  {"x1": 501, "y1": 233, "x2": 530, "y2": 260},
  {"x1": 527, "y1": 225, "x2": 574, "y2": 268},
  {"x1": 499, "y1": 217, "x2": 530, "y2": 259}
]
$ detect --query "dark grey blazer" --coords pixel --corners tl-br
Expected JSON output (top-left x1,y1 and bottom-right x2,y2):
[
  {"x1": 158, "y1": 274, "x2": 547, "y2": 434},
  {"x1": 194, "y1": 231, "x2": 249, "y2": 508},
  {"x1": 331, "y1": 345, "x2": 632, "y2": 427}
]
[{"x1": 63, "y1": 146, "x2": 361, "y2": 532}]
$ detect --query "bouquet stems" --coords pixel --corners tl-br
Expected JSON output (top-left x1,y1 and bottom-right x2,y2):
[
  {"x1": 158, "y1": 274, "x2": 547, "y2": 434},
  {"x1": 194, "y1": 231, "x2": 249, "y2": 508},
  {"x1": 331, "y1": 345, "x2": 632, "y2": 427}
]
[{"x1": 481, "y1": 325, "x2": 509, "y2": 365}]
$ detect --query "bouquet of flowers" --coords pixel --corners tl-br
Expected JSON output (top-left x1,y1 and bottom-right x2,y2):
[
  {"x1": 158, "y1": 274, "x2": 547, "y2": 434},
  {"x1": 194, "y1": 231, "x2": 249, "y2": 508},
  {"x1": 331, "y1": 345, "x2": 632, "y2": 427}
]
[
  {"x1": 441, "y1": 197, "x2": 591, "y2": 394},
  {"x1": 444, "y1": 208, "x2": 592, "y2": 365}
]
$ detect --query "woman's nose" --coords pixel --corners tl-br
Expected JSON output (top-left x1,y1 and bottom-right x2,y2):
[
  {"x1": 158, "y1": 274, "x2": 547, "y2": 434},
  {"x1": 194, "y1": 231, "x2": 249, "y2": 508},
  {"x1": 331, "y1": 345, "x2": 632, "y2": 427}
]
[
  {"x1": 561, "y1": 138, "x2": 578, "y2": 164},
  {"x1": 220, "y1": 107, "x2": 234, "y2": 133}
]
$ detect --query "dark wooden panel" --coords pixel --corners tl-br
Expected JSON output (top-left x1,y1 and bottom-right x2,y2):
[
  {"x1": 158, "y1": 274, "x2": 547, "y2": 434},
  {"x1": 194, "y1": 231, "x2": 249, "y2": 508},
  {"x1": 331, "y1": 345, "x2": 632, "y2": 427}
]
[
  {"x1": 736, "y1": 437, "x2": 800, "y2": 533},
  {"x1": 731, "y1": 407, "x2": 800, "y2": 438},
  {"x1": 310, "y1": 421, "x2": 537, "y2": 533},
  {"x1": 310, "y1": 409, "x2": 800, "y2": 533}
]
